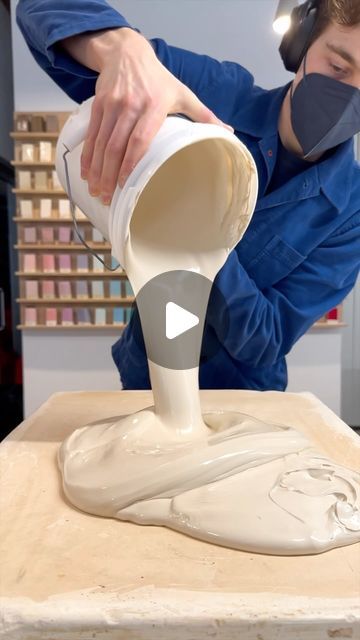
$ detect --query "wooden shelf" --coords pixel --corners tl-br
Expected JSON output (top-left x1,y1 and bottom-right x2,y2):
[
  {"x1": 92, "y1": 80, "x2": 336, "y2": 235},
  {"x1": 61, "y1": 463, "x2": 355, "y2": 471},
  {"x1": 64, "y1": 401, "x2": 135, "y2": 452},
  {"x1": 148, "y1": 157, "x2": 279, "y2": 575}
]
[
  {"x1": 18, "y1": 322, "x2": 346, "y2": 331},
  {"x1": 13, "y1": 111, "x2": 132, "y2": 332},
  {"x1": 12, "y1": 161, "x2": 55, "y2": 167},
  {"x1": 17, "y1": 298, "x2": 134, "y2": 305},
  {"x1": 312, "y1": 322, "x2": 346, "y2": 329},
  {"x1": 15, "y1": 244, "x2": 112, "y2": 251},
  {"x1": 13, "y1": 189, "x2": 65, "y2": 195},
  {"x1": 16, "y1": 271, "x2": 126, "y2": 278},
  {"x1": 11, "y1": 132, "x2": 59, "y2": 139},
  {"x1": 14, "y1": 217, "x2": 89, "y2": 224},
  {"x1": 18, "y1": 324, "x2": 125, "y2": 330},
  {"x1": 13, "y1": 112, "x2": 343, "y2": 336}
]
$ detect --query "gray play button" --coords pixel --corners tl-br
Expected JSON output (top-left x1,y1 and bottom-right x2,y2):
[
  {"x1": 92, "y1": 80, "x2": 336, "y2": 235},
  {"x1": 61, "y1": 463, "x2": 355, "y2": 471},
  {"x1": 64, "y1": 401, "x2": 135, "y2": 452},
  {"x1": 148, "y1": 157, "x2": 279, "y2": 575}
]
[
  {"x1": 132, "y1": 270, "x2": 229, "y2": 370},
  {"x1": 165, "y1": 301, "x2": 200, "y2": 340}
]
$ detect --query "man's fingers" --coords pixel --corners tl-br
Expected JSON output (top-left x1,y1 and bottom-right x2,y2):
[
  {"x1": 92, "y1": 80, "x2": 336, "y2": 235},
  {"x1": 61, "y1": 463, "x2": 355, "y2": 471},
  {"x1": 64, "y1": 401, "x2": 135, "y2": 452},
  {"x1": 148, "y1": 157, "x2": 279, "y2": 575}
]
[
  {"x1": 82, "y1": 90, "x2": 233, "y2": 204},
  {"x1": 86, "y1": 102, "x2": 123, "y2": 196},
  {"x1": 80, "y1": 99, "x2": 103, "y2": 180},
  {"x1": 99, "y1": 111, "x2": 140, "y2": 203},
  {"x1": 119, "y1": 108, "x2": 167, "y2": 187},
  {"x1": 80, "y1": 37, "x2": 234, "y2": 205}
]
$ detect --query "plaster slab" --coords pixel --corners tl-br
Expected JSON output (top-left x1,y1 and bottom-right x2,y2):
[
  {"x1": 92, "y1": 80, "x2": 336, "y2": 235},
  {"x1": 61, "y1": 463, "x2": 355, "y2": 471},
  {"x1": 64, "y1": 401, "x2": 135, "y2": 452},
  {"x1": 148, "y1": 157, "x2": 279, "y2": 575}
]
[{"x1": 1, "y1": 390, "x2": 359, "y2": 639}]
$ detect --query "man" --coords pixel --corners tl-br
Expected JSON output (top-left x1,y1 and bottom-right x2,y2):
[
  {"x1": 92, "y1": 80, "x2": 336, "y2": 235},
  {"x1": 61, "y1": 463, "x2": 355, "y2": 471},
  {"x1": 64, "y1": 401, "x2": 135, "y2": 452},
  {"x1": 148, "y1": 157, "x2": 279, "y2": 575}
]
[{"x1": 16, "y1": 0, "x2": 360, "y2": 390}]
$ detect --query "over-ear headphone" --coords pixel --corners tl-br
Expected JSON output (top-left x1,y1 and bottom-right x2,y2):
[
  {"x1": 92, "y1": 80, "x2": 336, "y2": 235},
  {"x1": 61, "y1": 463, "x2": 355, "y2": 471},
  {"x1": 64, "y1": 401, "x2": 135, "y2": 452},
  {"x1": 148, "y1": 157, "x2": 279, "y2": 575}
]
[{"x1": 279, "y1": 0, "x2": 320, "y2": 73}]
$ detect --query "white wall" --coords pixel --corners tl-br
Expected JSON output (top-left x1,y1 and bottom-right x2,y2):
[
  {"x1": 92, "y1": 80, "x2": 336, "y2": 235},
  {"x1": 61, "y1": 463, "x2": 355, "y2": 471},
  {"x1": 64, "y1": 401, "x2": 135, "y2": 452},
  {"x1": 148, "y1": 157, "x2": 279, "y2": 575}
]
[
  {"x1": 22, "y1": 331, "x2": 122, "y2": 416},
  {"x1": 10, "y1": 0, "x2": 348, "y2": 417},
  {"x1": 341, "y1": 135, "x2": 360, "y2": 426},
  {"x1": 287, "y1": 330, "x2": 342, "y2": 411},
  {"x1": 12, "y1": 0, "x2": 292, "y2": 110},
  {"x1": 23, "y1": 327, "x2": 344, "y2": 417},
  {"x1": 341, "y1": 278, "x2": 360, "y2": 426}
]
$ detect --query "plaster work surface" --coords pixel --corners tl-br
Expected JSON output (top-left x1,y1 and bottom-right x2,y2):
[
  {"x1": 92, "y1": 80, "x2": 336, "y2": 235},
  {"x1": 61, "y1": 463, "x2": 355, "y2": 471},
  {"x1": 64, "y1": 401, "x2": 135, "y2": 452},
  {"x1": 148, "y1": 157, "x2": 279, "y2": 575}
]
[{"x1": 1, "y1": 390, "x2": 359, "y2": 639}]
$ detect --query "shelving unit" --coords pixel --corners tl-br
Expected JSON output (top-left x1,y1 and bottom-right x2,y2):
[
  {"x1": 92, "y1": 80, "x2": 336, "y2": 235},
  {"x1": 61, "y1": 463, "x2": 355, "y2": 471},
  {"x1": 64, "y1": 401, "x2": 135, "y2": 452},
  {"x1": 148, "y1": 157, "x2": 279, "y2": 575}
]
[
  {"x1": 315, "y1": 305, "x2": 345, "y2": 328},
  {"x1": 12, "y1": 111, "x2": 134, "y2": 331},
  {"x1": 12, "y1": 110, "x2": 344, "y2": 333}
]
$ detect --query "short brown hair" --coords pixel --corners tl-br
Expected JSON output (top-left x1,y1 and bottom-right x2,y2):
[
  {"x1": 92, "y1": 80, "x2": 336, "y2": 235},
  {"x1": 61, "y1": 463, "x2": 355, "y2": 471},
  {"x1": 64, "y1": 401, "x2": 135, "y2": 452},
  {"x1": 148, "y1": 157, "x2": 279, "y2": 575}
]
[
  {"x1": 313, "y1": 0, "x2": 360, "y2": 40},
  {"x1": 322, "y1": 0, "x2": 360, "y2": 26}
]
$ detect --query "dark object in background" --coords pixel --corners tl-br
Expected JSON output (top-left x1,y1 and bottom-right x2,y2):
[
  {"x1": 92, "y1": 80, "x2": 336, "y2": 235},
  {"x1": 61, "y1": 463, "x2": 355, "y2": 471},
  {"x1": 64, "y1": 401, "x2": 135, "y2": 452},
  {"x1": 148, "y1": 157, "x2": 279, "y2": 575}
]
[
  {"x1": 0, "y1": 385, "x2": 23, "y2": 441},
  {"x1": 0, "y1": 156, "x2": 23, "y2": 439}
]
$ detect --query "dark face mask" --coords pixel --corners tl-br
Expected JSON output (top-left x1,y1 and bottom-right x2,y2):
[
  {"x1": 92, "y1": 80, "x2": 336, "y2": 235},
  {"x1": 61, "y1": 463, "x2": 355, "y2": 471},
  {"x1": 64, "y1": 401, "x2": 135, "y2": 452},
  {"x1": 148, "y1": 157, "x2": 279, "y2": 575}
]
[{"x1": 291, "y1": 62, "x2": 360, "y2": 158}]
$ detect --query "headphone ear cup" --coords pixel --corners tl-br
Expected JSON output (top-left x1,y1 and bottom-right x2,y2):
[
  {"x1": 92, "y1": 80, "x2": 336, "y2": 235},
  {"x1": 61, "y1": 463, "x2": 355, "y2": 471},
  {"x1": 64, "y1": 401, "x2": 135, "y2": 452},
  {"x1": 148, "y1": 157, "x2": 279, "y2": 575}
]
[{"x1": 279, "y1": 1, "x2": 318, "y2": 73}]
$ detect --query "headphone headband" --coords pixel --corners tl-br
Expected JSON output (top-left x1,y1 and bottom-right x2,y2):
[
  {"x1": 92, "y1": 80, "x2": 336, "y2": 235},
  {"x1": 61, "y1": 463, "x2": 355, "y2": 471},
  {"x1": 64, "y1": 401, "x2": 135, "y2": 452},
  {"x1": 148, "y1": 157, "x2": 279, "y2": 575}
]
[{"x1": 279, "y1": 0, "x2": 320, "y2": 73}]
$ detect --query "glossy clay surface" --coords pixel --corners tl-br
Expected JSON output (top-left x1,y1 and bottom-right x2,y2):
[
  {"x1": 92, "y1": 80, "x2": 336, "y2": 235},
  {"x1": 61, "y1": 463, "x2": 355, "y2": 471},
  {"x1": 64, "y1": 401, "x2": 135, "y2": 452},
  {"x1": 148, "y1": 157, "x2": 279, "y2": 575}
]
[{"x1": 59, "y1": 140, "x2": 360, "y2": 555}]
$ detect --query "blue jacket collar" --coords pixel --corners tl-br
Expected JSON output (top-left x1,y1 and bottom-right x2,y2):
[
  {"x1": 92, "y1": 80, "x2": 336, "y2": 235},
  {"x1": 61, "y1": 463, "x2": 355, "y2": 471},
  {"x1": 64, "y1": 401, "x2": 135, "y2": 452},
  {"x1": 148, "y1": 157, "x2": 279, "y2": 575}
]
[
  {"x1": 317, "y1": 138, "x2": 355, "y2": 211},
  {"x1": 234, "y1": 82, "x2": 355, "y2": 212},
  {"x1": 234, "y1": 83, "x2": 289, "y2": 140}
]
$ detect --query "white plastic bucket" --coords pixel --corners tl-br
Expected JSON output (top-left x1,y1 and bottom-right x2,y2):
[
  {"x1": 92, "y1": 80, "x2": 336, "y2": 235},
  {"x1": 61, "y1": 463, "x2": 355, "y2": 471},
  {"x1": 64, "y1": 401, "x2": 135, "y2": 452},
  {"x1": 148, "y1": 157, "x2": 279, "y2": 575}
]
[{"x1": 55, "y1": 96, "x2": 258, "y2": 268}]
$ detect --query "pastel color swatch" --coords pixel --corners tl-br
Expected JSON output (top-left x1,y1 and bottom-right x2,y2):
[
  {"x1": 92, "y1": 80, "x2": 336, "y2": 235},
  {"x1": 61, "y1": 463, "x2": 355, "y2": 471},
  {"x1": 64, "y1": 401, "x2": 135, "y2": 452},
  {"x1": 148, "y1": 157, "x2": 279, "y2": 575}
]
[
  {"x1": 45, "y1": 115, "x2": 58, "y2": 132},
  {"x1": 110, "y1": 256, "x2": 120, "y2": 270},
  {"x1": 23, "y1": 254, "x2": 36, "y2": 272},
  {"x1": 40, "y1": 227, "x2": 54, "y2": 243},
  {"x1": 72, "y1": 229, "x2": 83, "y2": 244},
  {"x1": 34, "y1": 171, "x2": 48, "y2": 190},
  {"x1": 59, "y1": 200, "x2": 71, "y2": 219},
  {"x1": 77, "y1": 308, "x2": 91, "y2": 325},
  {"x1": 42, "y1": 254, "x2": 55, "y2": 273},
  {"x1": 58, "y1": 281, "x2": 72, "y2": 298},
  {"x1": 24, "y1": 307, "x2": 37, "y2": 326},
  {"x1": 59, "y1": 254, "x2": 71, "y2": 273},
  {"x1": 21, "y1": 143, "x2": 34, "y2": 162},
  {"x1": 52, "y1": 170, "x2": 62, "y2": 190},
  {"x1": 75, "y1": 281, "x2": 88, "y2": 298},
  {"x1": 40, "y1": 199, "x2": 52, "y2": 218},
  {"x1": 124, "y1": 280, "x2": 133, "y2": 297},
  {"x1": 95, "y1": 308, "x2": 106, "y2": 325},
  {"x1": 124, "y1": 307, "x2": 133, "y2": 323},
  {"x1": 61, "y1": 308, "x2": 74, "y2": 326},
  {"x1": 16, "y1": 117, "x2": 30, "y2": 132},
  {"x1": 19, "y1": 200, "x2": 33, "y2": 218},
  {"x1": 31, "y1": 115, "x2": 44, "y2": 131},
  {"x1": 39, "y1": 141, "x2": 52, "y2": 162},
  {"x1": 93, "y1": 255, "x2": 104, "y2": 272},
  {"x1": 45, "y1": 308, "x2": 57, "y2": 326},
  {"x1": 76, "y1": 255, "x2": 88, "y2": 272},
  {"x1": 110, "y1": 281, "x2": 121, "y2": 298},
  {"x1": 58, "y1": 226, "x2": 71, "y2": 243},
  {"x1": 113, "y1": 308, "x2": 124, "y2": 325},
  {"x1": 23, "y1": 227, "x2": 37, "y2": 243},
  {"x1": 25, "y1": 280, "x2": 39, "y2": 299},
  {"x1": 92, "y1": 228, "x2": 104, "y2": 243},
  {"x1": 18, "y1": 171, "x2": 31, "y2": 189},
  {"x1": 91, "y1": 281, "x2": 104, "y2": 298},
  {"x1": 42, "y1": 280, "x2": 55, "y2": 299}
]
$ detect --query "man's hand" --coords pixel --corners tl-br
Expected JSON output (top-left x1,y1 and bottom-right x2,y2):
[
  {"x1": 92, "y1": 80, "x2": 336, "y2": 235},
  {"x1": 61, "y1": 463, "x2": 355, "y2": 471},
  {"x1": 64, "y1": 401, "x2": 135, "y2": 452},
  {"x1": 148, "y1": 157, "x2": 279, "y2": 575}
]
[{"x1": 61, "y1": 27, "x2": 232, "y2": 204}]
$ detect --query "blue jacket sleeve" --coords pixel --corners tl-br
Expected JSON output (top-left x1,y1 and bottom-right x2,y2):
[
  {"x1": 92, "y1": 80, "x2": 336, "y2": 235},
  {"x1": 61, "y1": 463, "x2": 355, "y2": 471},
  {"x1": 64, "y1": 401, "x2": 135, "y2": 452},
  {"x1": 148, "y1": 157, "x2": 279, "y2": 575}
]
[
  {"x1": 16, "y1": 0, "x2": 132, "y2": 102},
  {"x1": 209, "y1": 211, "x2": 360, "y2": 368},
  {"x1": 16, "y1": 0, "x2": 255, "y2": 115}
]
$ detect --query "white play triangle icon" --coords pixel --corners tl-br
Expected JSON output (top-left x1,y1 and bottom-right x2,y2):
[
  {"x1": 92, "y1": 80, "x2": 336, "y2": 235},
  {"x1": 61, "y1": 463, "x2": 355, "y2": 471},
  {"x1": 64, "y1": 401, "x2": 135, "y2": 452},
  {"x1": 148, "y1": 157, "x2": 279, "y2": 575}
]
[{"x1": 166, "y1": 302, "x2": 199, "y2": 340}]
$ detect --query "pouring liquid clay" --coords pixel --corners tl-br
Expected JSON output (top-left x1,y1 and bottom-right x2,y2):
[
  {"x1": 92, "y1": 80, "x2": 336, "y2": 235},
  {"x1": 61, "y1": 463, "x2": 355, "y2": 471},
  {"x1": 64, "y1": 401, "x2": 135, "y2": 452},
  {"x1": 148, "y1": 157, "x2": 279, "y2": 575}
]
[{"x1": 56, "y1": 99, "x2": 360, "y2": 555}]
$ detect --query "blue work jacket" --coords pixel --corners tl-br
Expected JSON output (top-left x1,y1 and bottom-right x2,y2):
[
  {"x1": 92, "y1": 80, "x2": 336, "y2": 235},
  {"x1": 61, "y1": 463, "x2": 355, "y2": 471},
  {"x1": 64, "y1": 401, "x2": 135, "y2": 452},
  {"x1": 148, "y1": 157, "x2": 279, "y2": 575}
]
[{"x1": 17, "y1": 0, "x2": 360, "y2": 391}]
